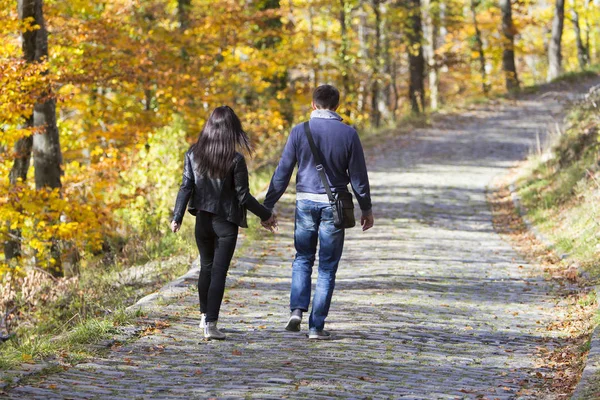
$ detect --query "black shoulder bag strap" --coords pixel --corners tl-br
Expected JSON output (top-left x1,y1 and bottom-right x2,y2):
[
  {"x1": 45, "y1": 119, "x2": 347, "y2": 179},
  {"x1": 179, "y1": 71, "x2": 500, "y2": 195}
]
[{"x1": 303, "y1": 121, "x2": 335, "y2": 205}]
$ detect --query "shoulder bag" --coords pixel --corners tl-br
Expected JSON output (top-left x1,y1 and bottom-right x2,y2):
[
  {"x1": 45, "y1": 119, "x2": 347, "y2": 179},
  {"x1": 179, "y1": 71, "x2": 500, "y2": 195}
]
[{"x1": 303, "y1": 121, "x2": 356, "y2": 229}]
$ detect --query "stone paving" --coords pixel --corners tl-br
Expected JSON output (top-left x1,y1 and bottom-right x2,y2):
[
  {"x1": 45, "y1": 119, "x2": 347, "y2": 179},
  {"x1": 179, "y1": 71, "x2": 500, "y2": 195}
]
[{"x1": 5, "y1": 88, "x2": 596, "y2": 399}]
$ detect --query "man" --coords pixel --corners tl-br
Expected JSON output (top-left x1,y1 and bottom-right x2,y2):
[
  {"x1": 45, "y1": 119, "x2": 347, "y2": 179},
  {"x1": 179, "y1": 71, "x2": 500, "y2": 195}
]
[{"x1": 263, "y1": 84, "x2": 374, "y2": 340}]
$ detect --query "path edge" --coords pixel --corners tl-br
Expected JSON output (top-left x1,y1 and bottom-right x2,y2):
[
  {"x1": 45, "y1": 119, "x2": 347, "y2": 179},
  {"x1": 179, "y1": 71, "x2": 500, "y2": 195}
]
[{"x1": 509, "y1": 181, "x2": 600, "y2": 400}]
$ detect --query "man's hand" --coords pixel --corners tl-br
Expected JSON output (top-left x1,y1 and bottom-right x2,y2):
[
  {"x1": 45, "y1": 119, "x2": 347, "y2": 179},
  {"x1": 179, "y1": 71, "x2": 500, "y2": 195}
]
[
  {"x1": 361, "y1": 211, "x2": 374, "y2": 232},
  {"x1": 171, "y1": 220, "x2": 181, "y2": 233},
  {"x1": 261, "y1": 213, "x2": 278, "y2": 233}
]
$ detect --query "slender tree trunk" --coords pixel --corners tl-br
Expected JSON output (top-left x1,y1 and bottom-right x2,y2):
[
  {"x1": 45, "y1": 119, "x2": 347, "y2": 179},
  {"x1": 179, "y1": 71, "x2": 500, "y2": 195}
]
[
  {"x1": 357, "y1": 6, "x2": 368, "y2": 113},
  {"x1": 499, "y1": 0, "x2": 519, "y2": 92},
  {"x1": 547, "y1": 0, "x2": 565, "y2": 81},
  {"x1": 422, "y1": 0, "x2": 439, "y2": 109},
  {"x1": 19, "y1": 0, "x2": 63, "y2": 275},
  {"x1": 5, "y1": 131, "x2": 33, "y2": 261},
  {"x1": 391, "y1": 57, "x2": 400, "y2": 116},
  {"x1": 339, "y1": 0, "x2": 351, "y2": 97},
  {"x1": 380, "y1": 4, "x2": 393, "y2": 120},
  {"x1": 177, "y1": 0, "x2": 191, "y2": 59},
  {"x1": 308, "y1": 5, "x2": 319, "y2": 87},
  {"x1": 407, "y1": 0, "x2": 426, "y2": 113},
  {"x1": 9, "y1": 133, "x2": 33, "y2": 185},
  {"x1": 470, "y1": 0, "x2": 489, "y2": 94},
  {"x1": 255, "y1": 0, "x2": 292, "y2": 125},
  {"x1": 583, "y1": 0, "x2": 592, "y2": 62},
  {"x1": 571, "y1": 8, "x2": 588, "y2": 70},
  {"x1": 371, "y1": 0, "x2": 382, "y2": 127}
]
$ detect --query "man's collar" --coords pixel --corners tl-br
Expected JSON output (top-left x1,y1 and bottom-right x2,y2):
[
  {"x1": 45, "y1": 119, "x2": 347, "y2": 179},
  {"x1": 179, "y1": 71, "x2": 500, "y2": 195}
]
[{"x1": 310, "y1": 109, "x2": 343, "y2": 121}]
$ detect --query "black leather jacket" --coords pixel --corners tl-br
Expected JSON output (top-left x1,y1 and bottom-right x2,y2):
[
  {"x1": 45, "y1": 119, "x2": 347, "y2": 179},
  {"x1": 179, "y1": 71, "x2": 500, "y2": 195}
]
[{"x1": 172, "y1": 150, "x2": 271, "y2": 227}]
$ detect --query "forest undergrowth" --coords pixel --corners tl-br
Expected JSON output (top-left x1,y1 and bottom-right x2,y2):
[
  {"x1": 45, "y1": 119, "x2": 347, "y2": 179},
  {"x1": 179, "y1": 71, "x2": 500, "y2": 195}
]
[{"x1": 515, "y1": 80, "x2": 600, "y2": 282}]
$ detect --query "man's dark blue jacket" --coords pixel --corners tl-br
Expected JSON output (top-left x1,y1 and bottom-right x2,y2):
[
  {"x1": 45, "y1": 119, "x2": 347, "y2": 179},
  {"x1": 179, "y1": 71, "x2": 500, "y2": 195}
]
[{"x1": 263, "y1": 111, "x2": 372, "y2": 212}]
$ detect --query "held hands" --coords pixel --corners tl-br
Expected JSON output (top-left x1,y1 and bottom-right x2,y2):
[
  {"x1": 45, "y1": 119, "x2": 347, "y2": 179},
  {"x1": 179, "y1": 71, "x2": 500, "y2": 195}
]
[
  {"x1": 170, "y1": 220, "x2": 181, "y2": 233},
  {"x1": 261, "y1": 212, "x2": 278, "y2": 233}
]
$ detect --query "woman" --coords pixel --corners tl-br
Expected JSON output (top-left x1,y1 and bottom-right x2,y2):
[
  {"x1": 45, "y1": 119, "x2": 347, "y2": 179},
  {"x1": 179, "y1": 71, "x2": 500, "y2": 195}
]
[{"x1": 171, "y1": 106, "x2": 275, "y2": 340}]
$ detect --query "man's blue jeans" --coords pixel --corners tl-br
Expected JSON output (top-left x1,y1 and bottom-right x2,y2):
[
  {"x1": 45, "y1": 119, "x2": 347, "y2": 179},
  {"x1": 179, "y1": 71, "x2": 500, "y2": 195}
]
[{"x1": 290, "y1": 200, "x2": 345, "y2": 331}]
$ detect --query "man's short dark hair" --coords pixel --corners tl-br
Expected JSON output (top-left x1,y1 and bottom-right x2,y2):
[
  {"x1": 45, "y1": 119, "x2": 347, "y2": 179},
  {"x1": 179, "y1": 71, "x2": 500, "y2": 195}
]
[{"x1": 313, "y1": 85, "x2": 340, "y2": 110}]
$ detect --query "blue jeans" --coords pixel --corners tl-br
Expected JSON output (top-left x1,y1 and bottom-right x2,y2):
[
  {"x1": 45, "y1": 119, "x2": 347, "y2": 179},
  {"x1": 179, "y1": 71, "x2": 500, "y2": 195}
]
[{"x1": 290, "y1": 200, "x2": 345, "y2": 331}]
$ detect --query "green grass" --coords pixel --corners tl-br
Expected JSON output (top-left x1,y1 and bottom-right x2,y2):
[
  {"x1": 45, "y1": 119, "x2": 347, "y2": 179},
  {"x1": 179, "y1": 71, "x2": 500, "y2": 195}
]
[
  {"x1": 519, "y1": 65, "x2": 600, "y2": 94},
  {"x1": 550, "y1": 66, "x2": 600, "y2": 84},
  {"x1": 0, "y1": 308, "x2": 134, "y2": 372},
  {"x1": 515, "y1": 79, "x2": 600, "y2": 278}
]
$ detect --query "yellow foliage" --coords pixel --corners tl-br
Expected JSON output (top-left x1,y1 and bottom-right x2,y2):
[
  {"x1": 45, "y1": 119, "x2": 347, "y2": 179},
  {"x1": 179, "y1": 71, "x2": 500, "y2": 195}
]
[{"x1": 2, "y1": 0, "x2": 600, "y2": 280}]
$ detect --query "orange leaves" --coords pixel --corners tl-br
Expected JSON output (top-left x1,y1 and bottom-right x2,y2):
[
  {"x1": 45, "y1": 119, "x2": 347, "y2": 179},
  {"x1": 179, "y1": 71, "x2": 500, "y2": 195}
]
[
  {"x1": 141, "y1": 320, "x2": 171, "y2": 336},
  {"x1": 0, "y1": 59, "x2": 54, "y2": 136}
]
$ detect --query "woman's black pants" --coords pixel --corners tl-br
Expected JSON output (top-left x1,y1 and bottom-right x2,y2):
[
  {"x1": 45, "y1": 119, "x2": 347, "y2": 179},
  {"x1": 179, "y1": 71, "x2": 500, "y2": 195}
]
[{"x1": 195, "y1": 211, "x2": 238, "y2": 323}]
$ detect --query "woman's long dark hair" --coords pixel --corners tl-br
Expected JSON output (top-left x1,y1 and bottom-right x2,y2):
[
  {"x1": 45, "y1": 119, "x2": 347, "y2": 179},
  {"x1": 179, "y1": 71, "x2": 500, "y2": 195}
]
[{"x1": 191, "y1": 106, "x2": 252, "y2": 179}]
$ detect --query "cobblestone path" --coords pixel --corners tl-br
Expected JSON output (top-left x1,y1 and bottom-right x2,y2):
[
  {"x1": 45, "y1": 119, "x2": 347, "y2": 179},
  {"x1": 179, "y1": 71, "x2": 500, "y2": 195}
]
[{"x1": 6, "y1": 88, "x2": 594, "y2": 399}]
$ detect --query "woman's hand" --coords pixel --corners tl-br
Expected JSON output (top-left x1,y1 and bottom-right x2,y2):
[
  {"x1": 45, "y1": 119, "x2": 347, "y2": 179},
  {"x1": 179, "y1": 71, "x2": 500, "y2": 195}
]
[
  {"x1": 171, "y1": 220, "x2": 181, "y2": 233},
  {"x1": 261, "y1": 213, "x2": 278, "y2": 233}
]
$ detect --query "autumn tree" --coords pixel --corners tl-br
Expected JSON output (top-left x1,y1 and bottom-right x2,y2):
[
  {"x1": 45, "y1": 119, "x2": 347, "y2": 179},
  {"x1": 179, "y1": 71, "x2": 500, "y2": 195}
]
[
  {"x1": 2, "y1": 0, "x2": 600, "y2": 285},
  {"x1": 252, "y1": 0, "x2": 293, "y2": 126},
  {"x1": 570, "y1": 4, "x2": 589, "y2": 70},
  {"x1": 499, "y1": 0, "x2": 519, "y2": 92},
  {"x1": 14, "y1": 0, "x2": 62, "y2": 274},
  {"x1": 405, "y1": 0, "x2": 426, "y2": 113},
  {"x1": 422, "y1": 0, "x2": 440, "y2": 109},
  {"x1": 470, "y1": 0, "x2": 489, "y2": 94},
  {"x1": 370, "y1": 0, "x2": 383, "y2": 126},
  {"x1": 548, "y1": 0, "x2": 565, "y2": 81}
]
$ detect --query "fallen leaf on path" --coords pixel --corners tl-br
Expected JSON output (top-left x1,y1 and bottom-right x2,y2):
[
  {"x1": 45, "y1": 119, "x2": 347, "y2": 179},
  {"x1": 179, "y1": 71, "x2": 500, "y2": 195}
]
[
  {"x1": 359, "y1": 376, "x2": 377, "y2": 382},
  {"x1": 154, "y1": 320, "x2": 171, "y2": 329}
]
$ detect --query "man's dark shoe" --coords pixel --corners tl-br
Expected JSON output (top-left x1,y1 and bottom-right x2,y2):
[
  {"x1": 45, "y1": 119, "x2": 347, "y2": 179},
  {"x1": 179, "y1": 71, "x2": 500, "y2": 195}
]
[
  {"x1": 285, "y1": 309, "x2": 303, "y2": 332},
  {"x1": 308, "y1": 328, "x2": 332, "y2": 340}
]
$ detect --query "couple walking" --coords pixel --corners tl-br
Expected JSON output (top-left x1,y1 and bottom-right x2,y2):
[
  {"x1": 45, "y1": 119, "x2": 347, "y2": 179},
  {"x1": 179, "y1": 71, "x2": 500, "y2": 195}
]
[{"x1": 171, "y1": 85, "x2": 374, "y2": 340}]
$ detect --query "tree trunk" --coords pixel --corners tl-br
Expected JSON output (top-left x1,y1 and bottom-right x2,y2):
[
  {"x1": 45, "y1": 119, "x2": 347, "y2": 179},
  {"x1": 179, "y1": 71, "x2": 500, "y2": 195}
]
[
  {"x1": 470, "y1": 0, "x2": 489, "y2": 94},
  {"x1": 20, "y1": 0, "x2": 62, "y2": 190},
  {"x1": 422, "y1": 0, "x2": 439, "y2": 109},
  {"x1": 571, "y1": 8, "x2": 588, "y2": 70},
  {"x1": 338, "y1": 0, "x2": 351, "y2": 99},
  {"x1": 370, "y1": 0, "x2": 382, "y2": 127},
  {"x1": 177, "y1": 0, "x2": 191, "y2": 60},
  {"x1": 407, "y1": 0, "x2": 426, "y2": 113},
  {"x1": 391, "y1": 57, "x2": 400, "y2": 116},
  {"x1": 32, "y1": 101, "x2": 62, "y2": 191},
  {"x1": 308, "y1": 5, "x2": 319, "y2": 88},
  {"x1": 381, "y1": 5, "x2": 393, "y2": 119},
  {"x1": 499, "y1": 0, "x2": 519, "y2": 92},
  {"x1": 178, "y1": 0, "x2": 191, "y2": 31},
  {"x1": 357, "y1": 6, "x2": 368, "y2": 113},
  {"x1": 5, "y1": 133, "x2": 33, "y2": 262},
  {"x1": 583, "y1": 0, "x2": 592, "y2": 63},
  {"x1": 547, "y1": 0, "x2": 565, "y2": 81},
  {"x1": 19, "y1": 0, "x2": 63, "y2": 275},
  {"x1": 254, "y1": 0, "x2": 292, "y2": 125}
]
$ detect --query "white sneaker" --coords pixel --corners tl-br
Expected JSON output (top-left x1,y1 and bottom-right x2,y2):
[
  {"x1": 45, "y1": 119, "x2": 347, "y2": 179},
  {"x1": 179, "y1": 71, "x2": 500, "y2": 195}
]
[{"x1": 199, "y1": 314, "x2": 206, "y2": 329}]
